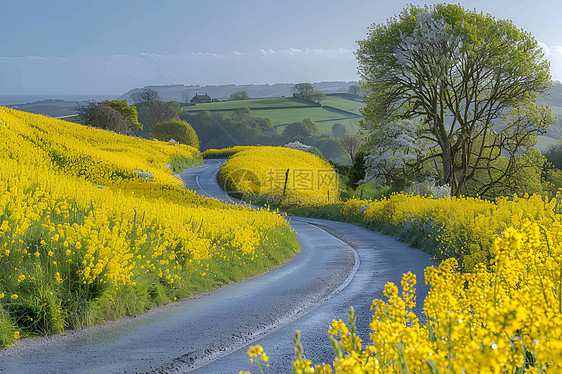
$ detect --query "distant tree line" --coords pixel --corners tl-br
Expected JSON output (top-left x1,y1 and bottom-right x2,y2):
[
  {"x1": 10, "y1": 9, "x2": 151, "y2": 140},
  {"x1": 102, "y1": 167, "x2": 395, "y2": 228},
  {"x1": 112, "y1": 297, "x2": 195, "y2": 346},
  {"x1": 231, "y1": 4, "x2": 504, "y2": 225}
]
[
  {"x1": 180, "y1": 107, "x2": 277, "y2": 150},
  {"x1": 77, "y1": 88, "x2": 199, "y2": 149}
]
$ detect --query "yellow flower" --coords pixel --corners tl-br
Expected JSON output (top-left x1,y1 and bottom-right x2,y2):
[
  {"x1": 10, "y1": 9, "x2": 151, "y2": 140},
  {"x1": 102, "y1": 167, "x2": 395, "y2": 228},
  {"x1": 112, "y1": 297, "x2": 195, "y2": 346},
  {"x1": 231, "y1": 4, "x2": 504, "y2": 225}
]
[
  {"x1": 247, "y1": 345, "x2": 264, "y2": 357},
  {"x1": 10, "y1": 294, "x2": 18, "y2": 300},
  {"x1": 14, "y1": 331, "x2": 20, "y2": 340}
]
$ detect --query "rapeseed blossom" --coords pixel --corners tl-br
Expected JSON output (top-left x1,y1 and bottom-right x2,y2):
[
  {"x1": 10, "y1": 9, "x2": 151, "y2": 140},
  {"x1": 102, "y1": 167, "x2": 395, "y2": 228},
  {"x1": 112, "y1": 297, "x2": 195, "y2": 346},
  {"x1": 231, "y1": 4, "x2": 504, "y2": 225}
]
[
  {"x1": 0, "y1": 107, "x2": 299, "y2": 346},
  {"x1": 277, "y1": 194, "x2": 562, "y2": 372},
  {"x1": 219, "y1": 146, "x2": 338, "y2": 205}
]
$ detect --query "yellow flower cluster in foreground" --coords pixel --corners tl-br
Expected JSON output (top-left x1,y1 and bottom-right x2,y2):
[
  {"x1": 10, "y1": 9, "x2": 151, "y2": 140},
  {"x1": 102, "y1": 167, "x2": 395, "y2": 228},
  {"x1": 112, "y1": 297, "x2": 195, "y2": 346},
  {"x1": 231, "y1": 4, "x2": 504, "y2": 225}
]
[
  {"x1": 0, "y1": 107, "x2": 298, "y2": 345},
  {"x1": 292, "y1": 222, "x2": 561, "y2": 373},
  {"x1": 219, "y1": 146, "x2": 339, "y2": 205},
  {"x1": 270, "y1": 193, "x2": 562, "y2": 372}
]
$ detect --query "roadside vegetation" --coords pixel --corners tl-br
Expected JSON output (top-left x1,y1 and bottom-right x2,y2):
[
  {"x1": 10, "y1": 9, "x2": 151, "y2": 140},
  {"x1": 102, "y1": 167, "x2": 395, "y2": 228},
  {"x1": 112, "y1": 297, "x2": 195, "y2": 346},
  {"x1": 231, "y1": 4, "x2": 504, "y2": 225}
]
[
  {"x1": 6, "y1": 2, "x2": 562, "y2": 370},
  {"x1": 0, "y1": 107, "x2": 299, "y2": 347},
  {"x1": 235, "y1": 4, "x2": 562, "y2": 373}
]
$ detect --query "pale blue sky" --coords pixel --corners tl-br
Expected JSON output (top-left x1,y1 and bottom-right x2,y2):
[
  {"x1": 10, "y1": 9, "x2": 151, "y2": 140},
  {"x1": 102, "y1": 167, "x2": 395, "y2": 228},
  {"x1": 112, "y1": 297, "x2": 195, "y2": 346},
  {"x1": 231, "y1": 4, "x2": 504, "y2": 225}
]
[{"x1": 2, "y1": 0, "x2": 561, "y2": 96}]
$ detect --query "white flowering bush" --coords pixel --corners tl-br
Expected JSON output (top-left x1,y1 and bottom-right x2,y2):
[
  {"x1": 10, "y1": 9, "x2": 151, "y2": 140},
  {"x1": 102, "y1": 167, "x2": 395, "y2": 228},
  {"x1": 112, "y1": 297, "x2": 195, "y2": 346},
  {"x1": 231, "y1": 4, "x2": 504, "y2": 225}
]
[
  {"x1": 404, "y1": 178, "x2": 450, "y2": 198},
  {"x1": 362, "y1": 119, "x2": 423, "y2": 186},
  {"x1": 284, "y1": 141, "x2": 323, "y2": 158},
  {"x1": 284, "y1": 141, "x2": 313, "y2": 152}
]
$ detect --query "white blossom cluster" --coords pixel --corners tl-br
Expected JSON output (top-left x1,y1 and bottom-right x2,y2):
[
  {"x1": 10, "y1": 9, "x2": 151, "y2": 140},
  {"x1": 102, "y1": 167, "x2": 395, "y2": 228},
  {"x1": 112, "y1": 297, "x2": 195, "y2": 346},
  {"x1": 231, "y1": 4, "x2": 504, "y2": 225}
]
[
  {"x1": 393, "y1": 12, "x2": 458, "y2": 70},
  {"x1": 404, "y1": 178, "x2": 451, "y2": 198},
  {"x1": 362, "y1": 119, "x2": 422, "y2": 186},
  {"x1": 284, "y1": 141, "x2": 314, "y2": 153}
]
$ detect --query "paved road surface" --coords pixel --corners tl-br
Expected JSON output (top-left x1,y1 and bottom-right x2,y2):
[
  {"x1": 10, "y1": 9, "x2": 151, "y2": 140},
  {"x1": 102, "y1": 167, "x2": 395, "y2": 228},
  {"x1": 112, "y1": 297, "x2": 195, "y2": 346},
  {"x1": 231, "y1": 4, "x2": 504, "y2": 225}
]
[{"x1": 0, "y1": 159, "x2": 434, "y2": 373}]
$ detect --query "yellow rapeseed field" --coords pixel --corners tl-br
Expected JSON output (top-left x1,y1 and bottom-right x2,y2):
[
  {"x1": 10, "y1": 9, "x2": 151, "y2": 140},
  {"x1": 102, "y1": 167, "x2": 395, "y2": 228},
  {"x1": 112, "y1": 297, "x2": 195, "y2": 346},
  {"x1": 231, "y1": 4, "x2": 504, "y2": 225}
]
[
  {"x1": 264, "y1": 193, "x2": 562, "y2": 373},
  {"x1": 0, "y1": 107, "x2": 299, "y2": 347},
  {"x1": 202, "y1": 146, "x2": 254, "y2": 159},
  {"x1": 219, "y1": 146, "x2": 339, "y2": 205}
]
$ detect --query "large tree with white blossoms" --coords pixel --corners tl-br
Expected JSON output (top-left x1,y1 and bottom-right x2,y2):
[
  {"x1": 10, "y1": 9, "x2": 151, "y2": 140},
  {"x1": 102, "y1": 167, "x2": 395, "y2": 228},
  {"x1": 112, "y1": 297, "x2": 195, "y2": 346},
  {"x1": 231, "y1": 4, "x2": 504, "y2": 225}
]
[{"x1": 357, "y1": 4, "x2": 553, "y2": 197}]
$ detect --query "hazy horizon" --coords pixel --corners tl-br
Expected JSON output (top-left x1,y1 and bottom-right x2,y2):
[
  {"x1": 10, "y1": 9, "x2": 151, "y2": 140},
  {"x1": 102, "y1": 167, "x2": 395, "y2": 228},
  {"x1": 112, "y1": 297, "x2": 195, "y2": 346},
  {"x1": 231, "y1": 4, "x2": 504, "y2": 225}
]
[{"x1": 3, "y1": 0, "x2": 562, "y2": 97}]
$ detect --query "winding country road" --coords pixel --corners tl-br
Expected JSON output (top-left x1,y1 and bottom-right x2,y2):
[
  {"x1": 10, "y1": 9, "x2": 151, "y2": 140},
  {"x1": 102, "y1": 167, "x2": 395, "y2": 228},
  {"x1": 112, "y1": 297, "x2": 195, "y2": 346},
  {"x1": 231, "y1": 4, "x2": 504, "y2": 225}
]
[{"x1": 0, "y1": 160, "x2": 434, "y2": 373}]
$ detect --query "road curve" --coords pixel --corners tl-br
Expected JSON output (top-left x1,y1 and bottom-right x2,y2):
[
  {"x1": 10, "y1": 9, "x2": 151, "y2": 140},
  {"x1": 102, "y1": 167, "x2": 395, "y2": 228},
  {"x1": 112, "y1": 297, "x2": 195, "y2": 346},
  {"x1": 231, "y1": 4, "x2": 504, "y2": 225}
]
[{"x1": 0, "y1": 160, "x2": 434, "y2": 374}]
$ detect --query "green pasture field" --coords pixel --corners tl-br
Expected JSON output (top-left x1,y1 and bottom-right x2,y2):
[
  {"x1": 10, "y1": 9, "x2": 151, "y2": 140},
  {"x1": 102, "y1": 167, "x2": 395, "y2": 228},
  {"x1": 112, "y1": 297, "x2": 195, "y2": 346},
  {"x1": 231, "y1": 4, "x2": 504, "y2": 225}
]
[
  {"x1": 316, "y1": 118, "x2": 364, "y2": 135},
  {"x1": 261, "y1": 107, "x2": 347, "y2": 125},
  {"x1": 182, "y1": 95, "x2": 365, "y2": 136},
  {"x1": 322, "y1": 96, "x2": 364, "y2": 115},
  {"x1": 182, "y1": 97, "x2": 311, "y2": 112}
]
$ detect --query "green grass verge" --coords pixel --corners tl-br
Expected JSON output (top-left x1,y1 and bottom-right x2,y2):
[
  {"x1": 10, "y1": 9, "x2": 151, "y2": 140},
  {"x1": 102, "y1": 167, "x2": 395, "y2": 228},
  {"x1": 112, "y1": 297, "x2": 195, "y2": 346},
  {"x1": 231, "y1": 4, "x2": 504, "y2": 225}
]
[{"x1": 169, "y1": 154, "x2": 204, "y2": 173}]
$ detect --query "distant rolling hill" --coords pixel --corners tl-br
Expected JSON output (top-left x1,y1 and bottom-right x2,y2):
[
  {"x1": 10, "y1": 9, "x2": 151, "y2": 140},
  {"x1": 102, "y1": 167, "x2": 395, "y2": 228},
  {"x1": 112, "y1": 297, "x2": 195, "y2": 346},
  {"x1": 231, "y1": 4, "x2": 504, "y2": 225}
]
[
  {"x1": 6, "y1": 99, "x2": 85, "y2": 119},
  {"x1": 118, "y1": 81, "x2": 359, "y2": 103}
]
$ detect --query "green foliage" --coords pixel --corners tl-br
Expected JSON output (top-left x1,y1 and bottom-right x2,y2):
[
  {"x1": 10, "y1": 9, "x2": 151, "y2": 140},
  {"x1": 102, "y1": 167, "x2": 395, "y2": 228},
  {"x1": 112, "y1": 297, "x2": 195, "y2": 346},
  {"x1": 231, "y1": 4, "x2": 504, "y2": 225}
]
[
  {"x1": 136, "y1": 101, "x2": 179, "y2": 135},
  {"x1": 357, "y1": 3, "x2": 553, "y2": 198},
  {"x1": 514, "y1": 149, "x2": 555, "y2": 196},
  {"x1": 332, "y1": 123, "x2": 346, "y2": 138},
  {"x1": 181, "y1": 108, "x2": 277, "y2": 150},
  {"x1": 291, "y1": 83, "x2": 326, "y2": 103},
  {"x1": 104, "y1": 100, "x2": 141, "y2": 132},
  {"x1": 347, "y1": 85, "x2": 362, "y2": 98},
  {"x1": 309, "y1": 91, "x2": 327, "y2": 103},
  {"x1": 0, "y1": 306, "x2": 17, "y2": 347},
  {"x1": 229, "y1": 91, "x2": 250, "y2": 101},
  {"x1": 316, "y1": 137, "x2": 346, "y2": 162},
  {"x1": 347, "y1": 151, "x2": 367, "y2": 189},
  {"x1": 169, "y1": 154, "x2": 204, "y2": 173},
  {"x1": 291, "y1": 83, "x2": 315, "y2": 101},
  {"x1": 167, "y1": 101, "x2": 182, "y2": 113},
  {"x1": 77, "y1": 102, "x2": 131, "y2": 133},
  {"x1": 282, "y1": 118, "x2": 320, "y2": 138},
  {"x1": 151, "y1": 119, "x2": 199, "y2": 149},
  {"x1": 544, "y1": 141, "x2": 562, "y2": 169}
]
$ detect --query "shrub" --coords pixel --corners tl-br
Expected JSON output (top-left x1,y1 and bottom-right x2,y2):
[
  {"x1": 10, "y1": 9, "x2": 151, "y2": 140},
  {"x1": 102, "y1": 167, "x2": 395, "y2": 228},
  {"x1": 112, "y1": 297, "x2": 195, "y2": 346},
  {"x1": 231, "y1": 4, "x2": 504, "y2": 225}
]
[{"x1": 152, "y1": 119, "x2": 199, "y2": 149}]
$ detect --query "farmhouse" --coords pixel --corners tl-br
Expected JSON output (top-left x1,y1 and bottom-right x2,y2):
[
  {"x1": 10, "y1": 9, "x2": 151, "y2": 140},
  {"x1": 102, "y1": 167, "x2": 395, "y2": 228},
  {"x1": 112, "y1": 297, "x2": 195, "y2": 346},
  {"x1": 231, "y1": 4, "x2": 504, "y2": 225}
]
[{"x1": 190, "y1": 93, "x2": 212, "y2": 103}]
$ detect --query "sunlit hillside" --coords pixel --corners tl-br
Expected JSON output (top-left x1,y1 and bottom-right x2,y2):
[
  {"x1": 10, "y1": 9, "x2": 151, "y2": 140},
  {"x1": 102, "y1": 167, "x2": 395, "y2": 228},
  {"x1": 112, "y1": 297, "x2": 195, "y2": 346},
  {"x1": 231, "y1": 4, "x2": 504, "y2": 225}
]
[{"x1": 0, "y1": 107, "x2": 299, "y2": 347}]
